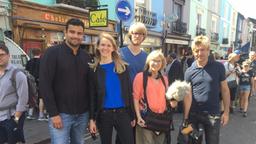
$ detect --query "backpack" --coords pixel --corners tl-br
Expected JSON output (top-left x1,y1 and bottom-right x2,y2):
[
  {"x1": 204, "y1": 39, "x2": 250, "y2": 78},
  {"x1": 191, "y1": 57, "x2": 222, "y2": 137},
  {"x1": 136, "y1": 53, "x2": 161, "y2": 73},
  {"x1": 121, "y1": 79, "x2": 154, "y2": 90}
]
[{"x1": 10, "y1": 69, "x2": 38, "y2": 108}]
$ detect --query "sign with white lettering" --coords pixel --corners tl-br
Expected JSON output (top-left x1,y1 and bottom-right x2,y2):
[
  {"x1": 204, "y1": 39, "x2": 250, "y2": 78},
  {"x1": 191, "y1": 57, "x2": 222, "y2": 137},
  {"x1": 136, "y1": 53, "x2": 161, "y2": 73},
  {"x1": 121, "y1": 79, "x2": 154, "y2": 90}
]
[{"x1": 116, "y1": 0, "x2": 132, "y2": 21}]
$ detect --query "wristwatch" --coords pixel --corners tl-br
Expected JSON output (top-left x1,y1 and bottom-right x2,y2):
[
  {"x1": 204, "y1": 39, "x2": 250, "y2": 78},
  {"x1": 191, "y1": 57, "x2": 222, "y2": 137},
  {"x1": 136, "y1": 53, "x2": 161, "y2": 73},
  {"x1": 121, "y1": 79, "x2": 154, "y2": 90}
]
[{"x1": 14, "y1": 116, "x2": 20, "y2": 123}]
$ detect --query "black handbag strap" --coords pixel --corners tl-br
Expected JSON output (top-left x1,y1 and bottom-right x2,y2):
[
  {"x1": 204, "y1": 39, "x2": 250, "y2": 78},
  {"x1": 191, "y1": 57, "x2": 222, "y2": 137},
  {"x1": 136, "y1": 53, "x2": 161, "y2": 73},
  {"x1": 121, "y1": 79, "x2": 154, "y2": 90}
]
[{"x1": 142, "y1": 71, "x2": 169, "y2": 111}]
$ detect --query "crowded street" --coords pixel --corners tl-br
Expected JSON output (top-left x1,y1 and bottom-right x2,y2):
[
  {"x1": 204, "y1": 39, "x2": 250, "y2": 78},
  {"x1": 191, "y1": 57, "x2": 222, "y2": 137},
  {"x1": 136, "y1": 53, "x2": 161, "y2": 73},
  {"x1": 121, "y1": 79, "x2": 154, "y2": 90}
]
[
  {"x1": 23, "y1": 97, "x2": 256, "y2": 144},
  {"x1": 1, "y1": 0, "x2": 256, "y2": 144}
]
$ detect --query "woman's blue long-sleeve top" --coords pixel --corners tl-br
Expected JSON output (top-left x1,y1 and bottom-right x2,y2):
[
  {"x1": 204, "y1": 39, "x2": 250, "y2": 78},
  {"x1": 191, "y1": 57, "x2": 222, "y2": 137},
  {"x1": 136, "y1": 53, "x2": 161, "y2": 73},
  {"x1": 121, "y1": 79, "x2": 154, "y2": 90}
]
[{"x1": 89, "y1": 65, "x2": 135, "y2": 121}]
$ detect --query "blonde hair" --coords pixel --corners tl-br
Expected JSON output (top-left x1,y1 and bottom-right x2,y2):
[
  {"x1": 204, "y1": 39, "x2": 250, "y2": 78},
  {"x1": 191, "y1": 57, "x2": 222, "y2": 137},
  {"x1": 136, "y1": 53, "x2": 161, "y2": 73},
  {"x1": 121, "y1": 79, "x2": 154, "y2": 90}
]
[
  {"x1": 191, "y1": 35, "x2": 210, "y2": 52},
  {"x1": 242, "y1": 60, "x2": 251, "y2": 67},
  {"x1": 90, "y1": 32, "x2": 127, "y2": 73},
  {"x1": 144, "y1": 50, "x2": 166, "y2": 71},
  {"x1": 228, "y1": 53, "x2": 238, "y2": 62},
  {"x1": 128, "y1": 22, "x2": 147, "y2": 40}
]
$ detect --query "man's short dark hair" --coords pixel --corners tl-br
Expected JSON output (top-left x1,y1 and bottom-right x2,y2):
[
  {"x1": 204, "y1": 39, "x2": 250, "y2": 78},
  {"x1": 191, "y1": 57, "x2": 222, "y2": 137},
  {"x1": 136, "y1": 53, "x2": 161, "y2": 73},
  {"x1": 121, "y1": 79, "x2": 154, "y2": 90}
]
[
  {"x1": 0, "y1": 41, "x2": 9, "y2": 54},
  {"x1": 169, "y1": 52, "x2": 177, "y2": 59},
  {"x1": 66, "y1": 18, "x2": 85, "y2": 30}
]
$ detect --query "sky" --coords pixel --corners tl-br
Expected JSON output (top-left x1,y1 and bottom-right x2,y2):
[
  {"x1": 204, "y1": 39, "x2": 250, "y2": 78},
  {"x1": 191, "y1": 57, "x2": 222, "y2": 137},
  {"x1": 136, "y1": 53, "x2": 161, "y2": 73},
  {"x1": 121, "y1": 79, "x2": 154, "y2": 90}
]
[{"x1": 228, "y1": 0, "x2": 256, "y2": 19}]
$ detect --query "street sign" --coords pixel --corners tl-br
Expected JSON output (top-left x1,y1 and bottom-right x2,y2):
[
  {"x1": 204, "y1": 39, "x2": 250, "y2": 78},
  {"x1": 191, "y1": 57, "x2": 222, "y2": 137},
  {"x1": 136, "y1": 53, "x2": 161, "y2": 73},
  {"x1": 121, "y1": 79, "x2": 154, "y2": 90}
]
[
  {"x1": 89, "y1": 9, "x2": 108, "y2": 27},
  {"x1": 115, "y1": 0, "x2": 132, "y2": 21}
]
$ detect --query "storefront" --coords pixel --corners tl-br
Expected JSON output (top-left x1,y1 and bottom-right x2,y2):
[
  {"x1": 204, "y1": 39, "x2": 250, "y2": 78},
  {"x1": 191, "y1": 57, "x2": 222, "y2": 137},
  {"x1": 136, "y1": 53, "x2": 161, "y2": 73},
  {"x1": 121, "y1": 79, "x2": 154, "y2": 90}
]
[
  {"x1": 123, "y1": 30, "x2": 162, "y2": 53},
  {"x1": 164, "y1": 34, "x2": 191, "y2": 57},
  {"x1": 11, "y1": 0, "x2": 117, "y2": 56}
]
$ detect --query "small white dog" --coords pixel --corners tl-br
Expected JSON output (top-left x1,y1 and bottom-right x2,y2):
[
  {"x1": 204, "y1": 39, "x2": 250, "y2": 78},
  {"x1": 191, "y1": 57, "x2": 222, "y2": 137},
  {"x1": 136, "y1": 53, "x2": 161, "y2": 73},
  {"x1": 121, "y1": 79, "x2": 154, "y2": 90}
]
[{"x1": 166, "y1": 80, "x2": 191, "y2": 101}]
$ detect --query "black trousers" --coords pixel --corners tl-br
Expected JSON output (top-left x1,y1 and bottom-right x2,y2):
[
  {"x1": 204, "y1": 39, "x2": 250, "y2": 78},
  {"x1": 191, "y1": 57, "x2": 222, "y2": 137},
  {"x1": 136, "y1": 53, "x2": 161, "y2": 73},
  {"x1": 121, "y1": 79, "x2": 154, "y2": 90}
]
[{"x1": 97, "y1": 108, "x2": 134, "y2": 144}]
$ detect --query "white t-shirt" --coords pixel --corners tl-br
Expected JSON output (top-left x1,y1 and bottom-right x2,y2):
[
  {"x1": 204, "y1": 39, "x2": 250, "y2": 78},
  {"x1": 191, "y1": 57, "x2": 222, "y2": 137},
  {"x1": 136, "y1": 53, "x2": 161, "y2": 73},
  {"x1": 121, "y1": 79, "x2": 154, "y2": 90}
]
[{"x1": 224, "y1": 62, "x2": 237, "y2": 82}]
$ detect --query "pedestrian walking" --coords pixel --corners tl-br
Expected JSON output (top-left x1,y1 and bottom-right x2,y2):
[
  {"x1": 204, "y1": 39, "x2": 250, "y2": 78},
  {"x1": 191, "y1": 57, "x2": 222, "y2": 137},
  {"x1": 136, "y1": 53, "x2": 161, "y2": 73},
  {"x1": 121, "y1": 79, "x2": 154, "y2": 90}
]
[
  {"x1": 224, "y1": 52, "x2": 240, "y2": 113},
  {"x1": 89, "y1": 32, "x2": 135, "y2": 144},
  {"x1": 183, "y1": 35, "x2": 230, "y2": 144},
  {"x1": 39, "y1": 18, "x2": 91, "y2": 144},
  {"x1": 0, "y1": 42, "x2": 28, "y2": 143},
  {"x1": 238, "y1": 60, "x2": 254, "y2": 117},
  {"x1": 25, "y1": 48, "x2": 47, "y2": 121}
]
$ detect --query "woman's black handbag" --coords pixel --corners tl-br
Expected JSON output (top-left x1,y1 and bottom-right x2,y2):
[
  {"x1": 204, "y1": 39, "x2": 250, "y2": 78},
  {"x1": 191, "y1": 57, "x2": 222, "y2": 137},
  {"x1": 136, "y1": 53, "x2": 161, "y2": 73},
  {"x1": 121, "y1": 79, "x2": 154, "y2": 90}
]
[
  {"x1": 141, "y1": 71, "x2": 173, "y2": 132},
  {"x1": 142, "y1": 108, "x2": 172, "y2": 132}
]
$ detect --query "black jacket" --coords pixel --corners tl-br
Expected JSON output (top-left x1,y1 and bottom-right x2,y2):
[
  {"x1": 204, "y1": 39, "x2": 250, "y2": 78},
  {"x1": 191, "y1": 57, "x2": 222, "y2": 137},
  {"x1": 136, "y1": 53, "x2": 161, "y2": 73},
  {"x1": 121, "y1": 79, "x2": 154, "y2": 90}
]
[
  {"x1": 89, "y1": 65, "x2": 135, "y2": 120},
  {"x1": 168, "y1": 59, "x2": 184, "y2": 85},
  {"x1": 40, "y1": 43, "x2": 90, "y2": 117}
]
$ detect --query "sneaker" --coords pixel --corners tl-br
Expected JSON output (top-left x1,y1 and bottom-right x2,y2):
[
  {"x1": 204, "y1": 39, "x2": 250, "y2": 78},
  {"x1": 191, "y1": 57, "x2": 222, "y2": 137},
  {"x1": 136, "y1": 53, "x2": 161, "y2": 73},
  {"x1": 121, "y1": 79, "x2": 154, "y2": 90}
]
[
  {"x1": 26, "y1": 115, "x2": 35, "y2": 120},
  {"x1": 243, "y1": 112, "x2": 247, "y2": 117},
  {"x1": 38, "y1": 117, "x2": 48, "y2": 121}
]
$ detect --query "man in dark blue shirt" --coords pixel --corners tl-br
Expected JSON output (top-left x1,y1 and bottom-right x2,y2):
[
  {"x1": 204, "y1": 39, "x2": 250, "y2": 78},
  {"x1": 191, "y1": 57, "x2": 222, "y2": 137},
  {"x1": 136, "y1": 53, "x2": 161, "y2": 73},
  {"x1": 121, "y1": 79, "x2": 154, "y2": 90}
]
[
  {"x1": 184, "y1": 35, "x2": 230, "y2": 144},
  {"x1": 40, "y1": 18, "x2": 90, "y2": 144}
]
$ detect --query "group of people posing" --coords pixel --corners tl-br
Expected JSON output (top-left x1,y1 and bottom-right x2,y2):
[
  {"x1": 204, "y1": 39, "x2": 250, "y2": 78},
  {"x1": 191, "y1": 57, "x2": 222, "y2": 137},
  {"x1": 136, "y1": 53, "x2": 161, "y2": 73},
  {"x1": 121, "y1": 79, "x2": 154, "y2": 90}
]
[{"x1": 0, "y1": 18, "x2": 234, "y2": 144}]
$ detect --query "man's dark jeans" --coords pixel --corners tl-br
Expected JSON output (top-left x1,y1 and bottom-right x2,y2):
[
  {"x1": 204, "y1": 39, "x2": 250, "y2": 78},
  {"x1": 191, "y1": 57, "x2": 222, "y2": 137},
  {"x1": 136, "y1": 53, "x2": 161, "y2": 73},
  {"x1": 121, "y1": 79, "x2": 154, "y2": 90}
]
[
  {"x1": 188, "y1": 112, "x2": 221, "y2": 144},
  {"x1": 0, "y1": 113, "x2": 26, "y2": 144}
]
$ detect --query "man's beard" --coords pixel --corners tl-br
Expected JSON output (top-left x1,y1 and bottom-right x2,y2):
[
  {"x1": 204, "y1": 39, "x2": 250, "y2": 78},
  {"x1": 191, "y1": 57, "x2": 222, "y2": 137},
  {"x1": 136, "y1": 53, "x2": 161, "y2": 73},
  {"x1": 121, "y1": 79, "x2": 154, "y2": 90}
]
[{"x1": 67, "y1": 39, "x2": 80, "y2": 48}]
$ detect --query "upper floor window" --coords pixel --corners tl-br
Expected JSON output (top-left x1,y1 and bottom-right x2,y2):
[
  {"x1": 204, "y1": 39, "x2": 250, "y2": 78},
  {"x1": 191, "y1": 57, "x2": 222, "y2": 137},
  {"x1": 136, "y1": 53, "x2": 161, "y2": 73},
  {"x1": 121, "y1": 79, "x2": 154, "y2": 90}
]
[
  {"x1": 211, "y1": 18, "x2": 217, "y2": 33},
  {"x1": 174, "y1": 3, "x2": 182, "y2": 21},
  {"x1": 224, "y1": 4, "x2": 229, "y2": 19},
  {"x1": 136, "y1": 0, "x2": 150, "y2": 9},
  {"x1": 196, "y1": 13, "x2": 202, "y2": 27},
  {"x1": 212, "y1": 0, "x2": 218, "y2": 12}
]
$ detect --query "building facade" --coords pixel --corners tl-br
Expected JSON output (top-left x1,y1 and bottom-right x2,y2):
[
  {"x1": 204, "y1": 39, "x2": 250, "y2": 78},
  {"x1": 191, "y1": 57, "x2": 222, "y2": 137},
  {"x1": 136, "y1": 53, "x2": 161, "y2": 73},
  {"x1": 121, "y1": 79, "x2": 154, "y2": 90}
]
[
  {"x1": 206, "y1": 0, "x2": 220, "y2": 54},
  {"x1": 234, "y1": 12, "x2": 245, "y2": 50},
  {"x1": 12, "y1": 0, "x2": 117, "y2": 56},
  {"x1": 219, "y1": 0, "x2": 232, "y2": 55},
  {"x1": 187, "y1": 0, "x2": 208, "y2": 39},
  {"x1": 0, "y1": 0, "x2": 11, "y2": 37},
  {"x1": 163, "y1": 0, "x2": 191, "y2": 57}
]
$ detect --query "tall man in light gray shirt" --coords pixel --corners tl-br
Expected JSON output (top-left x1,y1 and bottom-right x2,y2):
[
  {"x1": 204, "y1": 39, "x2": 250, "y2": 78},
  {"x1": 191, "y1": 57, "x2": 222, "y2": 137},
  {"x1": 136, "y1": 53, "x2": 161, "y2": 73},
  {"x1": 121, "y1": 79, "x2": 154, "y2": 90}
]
[{"x1": 0, "y1": 42, "x2": 28, "y2": 143}]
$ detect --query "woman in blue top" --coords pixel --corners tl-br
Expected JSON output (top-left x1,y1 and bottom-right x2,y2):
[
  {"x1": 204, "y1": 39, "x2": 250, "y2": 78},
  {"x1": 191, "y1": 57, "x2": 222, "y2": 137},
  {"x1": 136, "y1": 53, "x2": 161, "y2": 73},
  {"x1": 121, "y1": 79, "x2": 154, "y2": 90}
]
[
  {"x1": 88, "y1": 33, "x2": 135, "y2": 144},
  {"x1": 238, "y1": 61, "x2": 254, "y2": 117}
]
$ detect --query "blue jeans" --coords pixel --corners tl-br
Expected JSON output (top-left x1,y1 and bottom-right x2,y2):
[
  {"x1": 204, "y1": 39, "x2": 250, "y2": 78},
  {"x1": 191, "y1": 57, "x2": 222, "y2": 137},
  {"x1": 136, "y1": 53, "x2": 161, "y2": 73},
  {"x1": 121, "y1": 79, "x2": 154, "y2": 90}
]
[{"x1": 48, "y1": 112, "x2": 89, "y2": 144}]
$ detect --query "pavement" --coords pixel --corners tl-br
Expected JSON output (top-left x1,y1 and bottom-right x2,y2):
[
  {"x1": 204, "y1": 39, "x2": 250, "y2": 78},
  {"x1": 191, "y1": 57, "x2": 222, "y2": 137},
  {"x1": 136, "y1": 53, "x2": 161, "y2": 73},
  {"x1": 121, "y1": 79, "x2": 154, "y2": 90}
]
[{"x1": 24, "y1": 97, "x2": 256, "y2": 144}]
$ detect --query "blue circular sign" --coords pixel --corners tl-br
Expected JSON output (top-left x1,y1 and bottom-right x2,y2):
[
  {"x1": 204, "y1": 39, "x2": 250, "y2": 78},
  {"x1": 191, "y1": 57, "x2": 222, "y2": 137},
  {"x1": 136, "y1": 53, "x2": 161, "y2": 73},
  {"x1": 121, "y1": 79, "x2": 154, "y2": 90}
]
[{"x1": 116, "y1": 0, "x2": 132, "y2": 21}]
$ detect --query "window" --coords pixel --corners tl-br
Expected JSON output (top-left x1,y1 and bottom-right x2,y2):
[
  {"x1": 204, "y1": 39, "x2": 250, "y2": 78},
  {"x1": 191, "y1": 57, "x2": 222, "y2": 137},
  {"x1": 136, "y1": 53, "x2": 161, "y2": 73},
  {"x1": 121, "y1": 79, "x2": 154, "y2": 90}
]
[
  {"x1": 211, "y1": 19, "x2": 217, "y2": 33},
  {"x1": 196, "y1": 13, "x2": 202, "y2": 27},
  {"x1": 224, "y1": 4, "x2": 228, "y2": 19},
  {"x1": 136, "y1": 0, "x2": 150, "y2": 9},
  {"x1": 174, "y1": 3, "x2": 182, "y2": 20},
  {"x1": 213, "y1": 0, "x2": 218, "y2": 12},
  {"x1": 223, "y1": 23, "x2": 228, "y2": 38}
]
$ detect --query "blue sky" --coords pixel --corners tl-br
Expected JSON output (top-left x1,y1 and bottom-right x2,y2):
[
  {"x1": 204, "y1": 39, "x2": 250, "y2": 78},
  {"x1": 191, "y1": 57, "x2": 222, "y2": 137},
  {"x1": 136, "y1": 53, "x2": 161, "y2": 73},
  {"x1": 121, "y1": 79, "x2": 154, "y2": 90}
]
[{"x1": 228, "y1": 0, "x2": 256, "y2": 19}]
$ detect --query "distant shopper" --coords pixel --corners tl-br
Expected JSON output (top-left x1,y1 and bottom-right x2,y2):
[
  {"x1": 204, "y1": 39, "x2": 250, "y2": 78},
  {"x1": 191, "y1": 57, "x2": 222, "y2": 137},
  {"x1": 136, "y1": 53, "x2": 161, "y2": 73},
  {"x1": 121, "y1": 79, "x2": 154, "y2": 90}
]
[
  {"x1": 238, "y1": 60, "x2": 254, "y2": 117},
  {"x1": 25, "y1": 48, "x2": 47, "y2": 121},
  {"x1": 40, "y1": 18, "x2": 91, "y2": 144},
  {"x1": 224, "y1": 52, "x2": 240, "y2": 113},
  {"x1": 0, "y1": 42, "x2": 28, "y2": 143}
]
